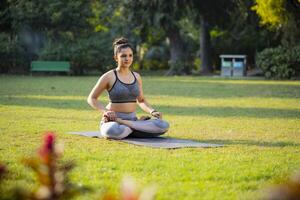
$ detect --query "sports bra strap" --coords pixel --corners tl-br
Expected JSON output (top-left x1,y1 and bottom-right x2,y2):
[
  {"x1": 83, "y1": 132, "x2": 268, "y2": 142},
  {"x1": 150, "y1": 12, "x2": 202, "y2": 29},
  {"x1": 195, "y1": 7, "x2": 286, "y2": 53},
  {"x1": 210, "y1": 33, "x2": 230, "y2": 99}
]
[
  {"x1": 114, "y1": 69, "x2": 136, "y2": 82},
  {"x1": 113, "y1": 69, "x2": 118, "y2": 79},
  {"x1": 131, "y1": 71, "x2": 137, "y2": 80}
]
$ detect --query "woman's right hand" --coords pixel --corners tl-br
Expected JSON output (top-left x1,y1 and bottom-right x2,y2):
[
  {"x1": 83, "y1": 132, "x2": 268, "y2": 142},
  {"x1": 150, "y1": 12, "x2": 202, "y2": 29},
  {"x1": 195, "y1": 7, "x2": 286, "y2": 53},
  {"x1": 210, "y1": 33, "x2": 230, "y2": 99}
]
[{"x1": 102, "y1": 110, "x2": 117, "y2": 122}]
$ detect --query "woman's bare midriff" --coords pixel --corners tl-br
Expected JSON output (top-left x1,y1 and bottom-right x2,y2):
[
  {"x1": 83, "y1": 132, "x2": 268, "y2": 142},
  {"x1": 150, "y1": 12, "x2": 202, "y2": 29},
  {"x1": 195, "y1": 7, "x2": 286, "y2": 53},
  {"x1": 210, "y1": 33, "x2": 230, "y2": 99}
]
[{"x1": 106, "y1": 102, "x2": 137, "y2": 113}]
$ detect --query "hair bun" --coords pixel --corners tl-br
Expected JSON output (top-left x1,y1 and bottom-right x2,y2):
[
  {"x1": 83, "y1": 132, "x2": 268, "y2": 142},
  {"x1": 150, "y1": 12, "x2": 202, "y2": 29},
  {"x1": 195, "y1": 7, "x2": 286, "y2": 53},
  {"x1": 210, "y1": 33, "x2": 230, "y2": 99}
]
[{"x1": 113, "y1": 37, "x2": 129, "y2": 47}]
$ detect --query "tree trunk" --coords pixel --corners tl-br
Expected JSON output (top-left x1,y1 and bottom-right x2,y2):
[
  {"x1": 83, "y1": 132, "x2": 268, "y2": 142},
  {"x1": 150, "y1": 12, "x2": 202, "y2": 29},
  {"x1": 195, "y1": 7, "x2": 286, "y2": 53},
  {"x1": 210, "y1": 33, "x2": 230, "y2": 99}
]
[
  {"x1": 199, "y1": 17, "x2": 213, "y2": 74},
  {"x1": 165, "y1": 26, "x2": 185, "y2": 76}
]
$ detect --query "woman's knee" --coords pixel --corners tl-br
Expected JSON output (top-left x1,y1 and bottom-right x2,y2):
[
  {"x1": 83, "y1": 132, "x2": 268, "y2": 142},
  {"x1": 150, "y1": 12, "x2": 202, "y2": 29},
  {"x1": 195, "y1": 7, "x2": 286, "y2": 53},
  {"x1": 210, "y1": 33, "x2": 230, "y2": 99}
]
[
  {"x1": 100, "y1": 122, "x2": 132, "y2": 139},
  {"x1": 154, "y1": 119, "x2": 169, "y2": 132}
]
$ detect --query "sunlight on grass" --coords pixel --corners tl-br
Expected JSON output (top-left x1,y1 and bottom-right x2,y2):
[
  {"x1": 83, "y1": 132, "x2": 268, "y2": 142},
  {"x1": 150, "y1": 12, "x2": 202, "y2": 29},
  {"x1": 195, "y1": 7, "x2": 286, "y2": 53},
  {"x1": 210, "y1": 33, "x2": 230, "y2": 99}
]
[
  {"x1": 148, "y1": 95, "x2": 300, "y2": 109},
  {"x1": 2, "y1": 94, "x2": 86, "y2": 100},
  {"x1": 161, "y1": 78, "x2": 300, "y2": 86}
]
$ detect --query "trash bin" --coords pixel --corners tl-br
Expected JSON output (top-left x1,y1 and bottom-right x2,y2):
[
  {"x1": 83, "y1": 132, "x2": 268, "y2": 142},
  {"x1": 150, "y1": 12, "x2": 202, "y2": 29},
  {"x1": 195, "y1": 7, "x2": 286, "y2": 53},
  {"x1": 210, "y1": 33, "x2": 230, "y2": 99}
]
[{"x1": 220, "y1": 55, "x2": 247, "y2": 77}]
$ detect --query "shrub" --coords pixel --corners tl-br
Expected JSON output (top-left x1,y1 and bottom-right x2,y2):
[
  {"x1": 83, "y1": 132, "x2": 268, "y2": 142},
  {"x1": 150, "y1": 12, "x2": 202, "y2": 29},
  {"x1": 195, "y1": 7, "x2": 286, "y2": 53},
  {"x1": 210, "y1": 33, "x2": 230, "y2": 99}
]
[
  {"x1": 39, "y1": 33, "x2": 113, "y2": 75},
  {"x1": 0, "y1": 33, "x2": 30, "y2": 74},
  {"x1": 256, "y1": 45, "x2": 300, "y2": 79},
  {"x1": 142, "y1": 46, "x2": 169, "y2": 71}
]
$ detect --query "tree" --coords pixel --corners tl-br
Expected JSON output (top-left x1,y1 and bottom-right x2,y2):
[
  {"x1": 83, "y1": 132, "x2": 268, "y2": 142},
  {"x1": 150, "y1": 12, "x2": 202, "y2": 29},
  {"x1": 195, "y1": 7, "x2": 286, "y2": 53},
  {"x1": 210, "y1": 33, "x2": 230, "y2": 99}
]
[
  {"x1": 252, "y1": 0, "x2": 300, "y2": 46},
  {"x1": 2, "y1": 0, "x2": 114, "y2": 74},
  {"x1": 0, "y1": 0, "x2": 14, "y2": 73},
  {"x1": 187, "y1": 0, "x2": 234, "y2": 74},
  {"x1": 210, "y1": 0, "x2": 281, "y2": 69},
  {"x1": 122, "y1": 0, "x2": 188, "y2": 75},
  {"x1": 252, "y1": 0, "x2": 300, "y2": 79}
]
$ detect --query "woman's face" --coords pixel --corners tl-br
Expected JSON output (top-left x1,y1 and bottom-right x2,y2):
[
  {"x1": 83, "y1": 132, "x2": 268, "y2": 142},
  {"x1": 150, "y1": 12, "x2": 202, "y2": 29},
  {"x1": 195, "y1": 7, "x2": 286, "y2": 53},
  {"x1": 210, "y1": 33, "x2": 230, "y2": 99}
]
[{"x1": 115, "y1": 47, "x2": 133, "y2": 68}]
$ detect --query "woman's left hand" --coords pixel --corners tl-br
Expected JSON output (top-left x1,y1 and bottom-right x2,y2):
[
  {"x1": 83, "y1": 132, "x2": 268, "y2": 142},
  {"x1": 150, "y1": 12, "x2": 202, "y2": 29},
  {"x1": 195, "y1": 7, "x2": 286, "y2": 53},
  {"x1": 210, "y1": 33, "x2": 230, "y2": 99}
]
[{"x1": 151, "y1": 110, "x2": 162, "y2": 119}]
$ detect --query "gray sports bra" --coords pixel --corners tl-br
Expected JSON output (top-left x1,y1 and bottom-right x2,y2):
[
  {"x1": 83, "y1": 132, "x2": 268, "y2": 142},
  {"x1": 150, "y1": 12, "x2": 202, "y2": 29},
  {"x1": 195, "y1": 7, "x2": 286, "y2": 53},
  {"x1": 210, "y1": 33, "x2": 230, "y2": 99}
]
[{"x1": 108, "y1": 70, "x2": 140, "y2": 103}]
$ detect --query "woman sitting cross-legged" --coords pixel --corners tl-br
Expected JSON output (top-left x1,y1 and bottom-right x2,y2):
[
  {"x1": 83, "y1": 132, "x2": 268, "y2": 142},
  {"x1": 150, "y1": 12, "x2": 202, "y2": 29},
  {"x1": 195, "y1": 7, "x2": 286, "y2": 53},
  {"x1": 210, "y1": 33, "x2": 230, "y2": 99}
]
[{"x1": 87, "y1": 37, "x2": 169, "y2": 139}]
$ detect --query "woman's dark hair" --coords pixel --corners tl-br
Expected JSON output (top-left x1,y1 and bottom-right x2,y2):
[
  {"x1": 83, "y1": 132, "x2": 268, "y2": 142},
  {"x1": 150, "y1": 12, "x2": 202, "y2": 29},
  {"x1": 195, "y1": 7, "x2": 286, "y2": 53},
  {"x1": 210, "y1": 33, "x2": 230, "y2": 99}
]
[{"x1": 113, "y1": 37, "x2": 133, "y2": 56}]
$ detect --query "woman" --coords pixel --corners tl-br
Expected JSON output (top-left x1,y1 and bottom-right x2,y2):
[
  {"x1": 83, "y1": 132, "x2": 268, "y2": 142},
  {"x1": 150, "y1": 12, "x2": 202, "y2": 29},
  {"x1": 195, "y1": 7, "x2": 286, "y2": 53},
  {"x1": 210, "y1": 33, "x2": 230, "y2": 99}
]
[{"x1": 87, "y1": 37, "x2": 169, "y2": 139}]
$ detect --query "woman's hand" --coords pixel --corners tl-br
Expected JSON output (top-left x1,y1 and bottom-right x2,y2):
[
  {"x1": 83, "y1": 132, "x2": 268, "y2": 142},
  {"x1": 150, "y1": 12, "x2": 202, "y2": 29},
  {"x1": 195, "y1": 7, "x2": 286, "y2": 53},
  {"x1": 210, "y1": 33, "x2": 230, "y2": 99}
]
[
  {"x1": 102, "y1": 110, "x2": 117, "y2": 122},
  {"x1": 150, "y1": 110, "x2": 162, "y2": 119}
]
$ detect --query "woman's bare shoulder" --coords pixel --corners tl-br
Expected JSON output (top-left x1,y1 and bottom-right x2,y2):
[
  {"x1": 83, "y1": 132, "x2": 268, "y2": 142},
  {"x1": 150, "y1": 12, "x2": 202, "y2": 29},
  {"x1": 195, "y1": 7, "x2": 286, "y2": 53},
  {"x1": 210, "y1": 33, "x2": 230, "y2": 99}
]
[
  {"x1": 100, "y1": 69, "x2": 115, "y2": 80},
  {"x1": 133, "y1": 71, "x2": 141, "y2": 80}
]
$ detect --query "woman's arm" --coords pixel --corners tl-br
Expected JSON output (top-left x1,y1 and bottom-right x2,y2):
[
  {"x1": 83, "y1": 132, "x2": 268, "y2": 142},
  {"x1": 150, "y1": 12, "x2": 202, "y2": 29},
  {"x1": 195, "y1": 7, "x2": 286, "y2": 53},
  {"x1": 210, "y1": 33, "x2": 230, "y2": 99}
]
[
  {"x1": 87, "y1": 73, "x2": 109, "y2": 113},
  {"x1": 135, "y1": 72, "x2": 162, "y2": 119}
]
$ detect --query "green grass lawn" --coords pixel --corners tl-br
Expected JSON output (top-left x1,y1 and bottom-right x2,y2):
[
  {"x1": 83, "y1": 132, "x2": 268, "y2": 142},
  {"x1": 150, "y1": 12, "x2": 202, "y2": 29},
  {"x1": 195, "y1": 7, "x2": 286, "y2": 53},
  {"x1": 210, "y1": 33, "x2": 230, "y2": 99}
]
[{"x1": 0, "y1": 75, "x2": 300, "y2": 199}]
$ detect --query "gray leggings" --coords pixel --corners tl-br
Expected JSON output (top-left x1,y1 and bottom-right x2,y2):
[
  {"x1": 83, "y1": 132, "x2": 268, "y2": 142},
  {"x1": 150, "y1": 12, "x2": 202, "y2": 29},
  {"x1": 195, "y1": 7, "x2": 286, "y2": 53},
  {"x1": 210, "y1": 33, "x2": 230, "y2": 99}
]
[{"x1": 100, "y1": 112, "x2": 169, "y2": 139}]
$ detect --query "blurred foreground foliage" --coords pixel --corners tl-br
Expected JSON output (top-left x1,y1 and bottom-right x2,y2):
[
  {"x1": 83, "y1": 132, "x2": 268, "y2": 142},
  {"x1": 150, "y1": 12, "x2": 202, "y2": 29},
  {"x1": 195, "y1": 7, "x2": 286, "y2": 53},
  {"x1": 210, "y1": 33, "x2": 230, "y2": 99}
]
[{"x1": 0, "y1": 132, "x2": 156, "y2": 200}]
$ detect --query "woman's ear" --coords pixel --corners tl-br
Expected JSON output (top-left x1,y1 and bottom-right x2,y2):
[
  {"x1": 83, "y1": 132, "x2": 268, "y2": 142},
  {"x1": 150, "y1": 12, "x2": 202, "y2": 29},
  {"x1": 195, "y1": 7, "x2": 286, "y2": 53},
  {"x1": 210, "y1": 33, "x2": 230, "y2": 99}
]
[{"x1": 114, "y1": 55, "x2": 118, "y2": 62}]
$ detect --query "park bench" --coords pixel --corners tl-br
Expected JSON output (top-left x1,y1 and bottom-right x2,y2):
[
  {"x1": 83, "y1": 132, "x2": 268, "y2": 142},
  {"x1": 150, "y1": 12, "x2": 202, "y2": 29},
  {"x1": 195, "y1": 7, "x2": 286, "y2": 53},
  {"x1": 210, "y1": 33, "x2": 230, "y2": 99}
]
[
  {"x1": 30, "y1": 61, "x2": 71, "y2": 75},
  {"x1": 220, "y1": 55, "x2": 247, "y2": 76}
]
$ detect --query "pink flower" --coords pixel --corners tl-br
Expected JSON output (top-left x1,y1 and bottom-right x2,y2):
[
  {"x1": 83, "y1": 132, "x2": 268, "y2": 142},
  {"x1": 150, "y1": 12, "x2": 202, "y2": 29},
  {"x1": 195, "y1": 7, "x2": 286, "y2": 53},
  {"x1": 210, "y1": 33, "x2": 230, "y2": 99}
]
[
  {"x1": 0, "y1": 163, "x2": 7, "y2": 178},
  {"x1": 39, "y1": 132, "x2": 56, "y2": 164},
  {"x1": 43, "y1": 132, "x2": 55, "y2": 152}
]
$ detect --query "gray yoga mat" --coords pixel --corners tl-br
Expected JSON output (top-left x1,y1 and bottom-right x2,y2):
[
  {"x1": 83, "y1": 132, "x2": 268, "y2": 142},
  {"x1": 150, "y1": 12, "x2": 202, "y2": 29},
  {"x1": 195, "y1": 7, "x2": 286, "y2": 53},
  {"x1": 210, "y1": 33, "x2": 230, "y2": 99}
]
[{"x1": 66, "y1": 131, "x2": 223, "y2": 149}]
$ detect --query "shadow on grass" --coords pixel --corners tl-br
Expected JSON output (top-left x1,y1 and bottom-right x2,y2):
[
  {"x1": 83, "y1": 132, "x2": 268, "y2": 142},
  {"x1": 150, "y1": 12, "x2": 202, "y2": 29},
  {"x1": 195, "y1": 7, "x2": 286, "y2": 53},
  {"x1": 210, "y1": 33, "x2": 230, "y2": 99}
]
[
  {"x1": 1, "y1": 96, "x2": 300, "y2": 119},
  {"x1": 191, "y1": 139, "x2": 300, "y2": 147}
]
